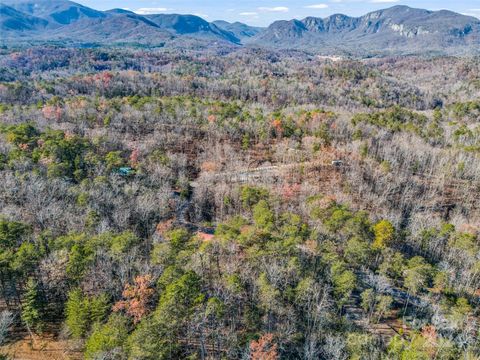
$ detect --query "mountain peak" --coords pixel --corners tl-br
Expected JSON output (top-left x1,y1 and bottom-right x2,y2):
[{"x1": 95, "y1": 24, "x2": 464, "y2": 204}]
[
  {"x1": 252, "y1": 5, "x2": 480, "y2": 55},
  {"x1": 388, "y1": 5, "x2": 414, "y2": 11},
  {"x1": 1, "y1": 2, "x2": 479, "y2": 55},
  {"x1": 106, "y1": 8, "x2": 135, "y2": 15},
  {"x1": 1, "y1": 0, "x2": 106, "y2": 26}
]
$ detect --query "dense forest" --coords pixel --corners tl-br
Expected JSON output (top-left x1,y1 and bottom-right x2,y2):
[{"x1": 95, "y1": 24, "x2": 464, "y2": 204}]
[{"x1": 0, "y1": 47, "x2": 479, "y2": 359}]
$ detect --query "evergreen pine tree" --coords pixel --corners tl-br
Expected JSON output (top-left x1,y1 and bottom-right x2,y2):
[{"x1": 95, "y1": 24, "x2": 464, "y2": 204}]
[
  {"x1": 21, "y1": 278, "x2": 43, "y2": 333},
  {"x1": 65, "y1": 288, "x2": 90, "y2": 338}
]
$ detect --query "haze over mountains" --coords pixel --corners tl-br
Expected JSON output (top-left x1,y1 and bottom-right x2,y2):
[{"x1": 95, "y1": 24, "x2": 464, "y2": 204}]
[{"x1": 1, "y1": 0, "x2": 480, "y2": 55}]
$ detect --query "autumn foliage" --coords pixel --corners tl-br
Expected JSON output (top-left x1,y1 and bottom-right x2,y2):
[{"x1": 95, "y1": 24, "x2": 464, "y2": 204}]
[
  {"x1": 250, "y1": 333, "x2": 279, "y2": 360},
  {"x1": 129, "y1": 148, "x2": 140, "y2": 167},
  {"x1": 42, "y1": 104, "x2": 63, "y2": 121},
  {"x1": 113, "y1": 275, "x2": 155, "y2": 323}
]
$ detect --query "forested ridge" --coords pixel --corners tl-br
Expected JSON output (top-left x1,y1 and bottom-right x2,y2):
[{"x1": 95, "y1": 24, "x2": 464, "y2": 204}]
[
  {"x1": 0, "y1": 47, "x2": 479, "y2": 359},
  {"x1": 2, "y1": 1, "x2": 480, "y2": 56}
]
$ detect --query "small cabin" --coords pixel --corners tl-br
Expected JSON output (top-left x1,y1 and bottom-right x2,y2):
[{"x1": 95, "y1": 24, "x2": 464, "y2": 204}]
[{"x1": 331, "y1": 160, "x2": 343, "y2": 167}]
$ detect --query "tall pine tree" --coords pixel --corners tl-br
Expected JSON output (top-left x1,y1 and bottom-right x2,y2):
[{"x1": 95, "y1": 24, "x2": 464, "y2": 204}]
[{"x1": 21, "y1": 278, "x2": 43, "y2": 333}]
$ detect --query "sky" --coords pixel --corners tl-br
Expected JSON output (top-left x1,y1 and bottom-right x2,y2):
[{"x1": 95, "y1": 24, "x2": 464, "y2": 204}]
[{"x1": 79, "y1": 0, "x2": 480, "y2": 26}]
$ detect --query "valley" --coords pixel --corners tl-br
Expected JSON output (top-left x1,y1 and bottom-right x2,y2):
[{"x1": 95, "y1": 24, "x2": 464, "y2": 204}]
[{"x1": 0, "y1": 2, "x2": 480, "y2": 359}]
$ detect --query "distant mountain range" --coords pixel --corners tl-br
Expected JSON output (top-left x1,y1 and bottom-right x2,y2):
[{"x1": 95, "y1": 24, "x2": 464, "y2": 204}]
[
  {"x1": 252, "y1": 6, "x2": 480, "y2": 55},
  {"x1": 1, "y1": 0, "x2": 479, "y2": 56}
]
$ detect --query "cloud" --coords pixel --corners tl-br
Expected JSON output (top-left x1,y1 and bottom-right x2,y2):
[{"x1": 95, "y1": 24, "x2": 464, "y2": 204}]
[
  {"x1": 135, "y1": 7, "x2": 169, "y2": 15},
  {"x1": 304, "y1": 4, "x2": 329, "y2": 9},
  {"x1": 240, "y1": 12, "x2": 259, "y2": 16},
  {"x1": 464, "y1": 9, "x2": 480, "y2": 18},
  {"x1": 370, "y1": 0, "x2": 399, "y2": 3},
  {"x1": 257, "y1": 6, "x2": 289, "y2": 13}
]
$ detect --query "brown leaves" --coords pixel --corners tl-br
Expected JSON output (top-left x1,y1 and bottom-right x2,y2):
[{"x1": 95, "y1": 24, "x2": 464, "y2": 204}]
[
  {"x1": 130, "y1": 148, "x2": 140, "y2": 167},
  {"x1": 200, "y1": 161, "x2": 218, "y2": 173},
  {"x1": 156, "y1": 219, "x2": 174, "y2": 235},
  {"x1": 42, "y1": 105, "x2": 63, "y2": 121},
  {"x1": 250, "y1": 333, "x2": 279, "y2": 360},
  {"x1": 421, "y1": 325, "x2": 437, "y2": 344},
  {"x1": 280, "y1": 183, "x2": 301, "y2": 200},
  {"x1": 113, "y1": 275, "x2": 155, "y2": 323}
]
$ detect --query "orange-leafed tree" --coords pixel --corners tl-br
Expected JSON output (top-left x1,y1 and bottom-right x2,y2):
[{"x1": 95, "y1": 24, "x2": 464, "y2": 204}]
[
  {"x1": 271, "y1": 119, "x2": 283, "y2": 138},
  {"x1": 113, "y1": 275, "x2": 155, "y2": 323},
  {"x1": 42, "y1": 104, "x2": 63, "y2": 121},
  {"x1": 250, "y1": 333, "x2": 279, "y2": 360},
  {"x1": 129, "y1": 148, "x2": 140, "y2": 167}
]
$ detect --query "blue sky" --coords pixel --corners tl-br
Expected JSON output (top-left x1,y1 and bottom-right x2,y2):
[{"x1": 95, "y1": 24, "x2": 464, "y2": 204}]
[{"x1": 79, "y1": 0, "x2": 480, "y2": 26}]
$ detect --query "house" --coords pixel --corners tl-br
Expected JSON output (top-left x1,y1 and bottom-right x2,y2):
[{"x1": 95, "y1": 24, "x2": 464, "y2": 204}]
[{"x1": 118, "y1": 167, "x2": 135, "y2": 176}]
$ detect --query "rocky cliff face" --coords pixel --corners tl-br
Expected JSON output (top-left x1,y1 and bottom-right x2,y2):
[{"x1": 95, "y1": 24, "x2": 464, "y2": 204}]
[{"x1": 1, "y1": 1, "x2": 479, "y2": 55}]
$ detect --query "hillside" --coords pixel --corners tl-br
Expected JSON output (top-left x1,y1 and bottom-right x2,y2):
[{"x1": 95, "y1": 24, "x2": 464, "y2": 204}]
[
  {"x1": 212, "y1": 20, "x2": 263, "y2": 41},
  {"x1": 0, "y1": 1, "x2": 479, "y2": 55},
  {"x1": 252, "y1": 5, "x2": 480, "y2": 55},
  {"x1": 0, "y1": 4, "x2": 47, "y2": 31},
  {"x1": 0, "y1": 46, "x2": 480, "y2": 359},
  {"x1": 1, "y1": 0, "x2": 106, "y2": 26},
  {"x1": 0, "y1": 0, "x2": 242, "y2": 45}
]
